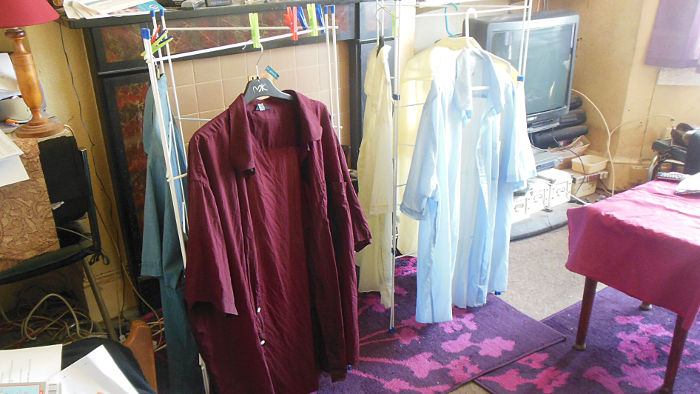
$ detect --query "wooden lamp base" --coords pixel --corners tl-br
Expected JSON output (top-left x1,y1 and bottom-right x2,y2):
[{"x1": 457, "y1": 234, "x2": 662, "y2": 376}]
[
  {"x1": 5, "y1": 27, "x2": 64, "y2": 139},
  {"x1": 15, "y1": 118, "x2": 64, "y2": 138}
]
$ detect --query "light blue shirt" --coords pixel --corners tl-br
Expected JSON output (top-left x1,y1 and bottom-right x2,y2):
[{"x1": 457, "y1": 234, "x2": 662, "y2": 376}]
[
  {"x1": 400, "y1": 54, "x2": 462, "y2": 324},
  {"x1": 401, "y1": 49, "x2": 535, "y2": 323}
]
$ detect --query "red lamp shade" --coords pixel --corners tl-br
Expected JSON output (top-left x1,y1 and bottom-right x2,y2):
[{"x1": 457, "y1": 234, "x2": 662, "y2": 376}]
[{"x1": 0, "y1": 0, "x2": 59, "y2": 28}]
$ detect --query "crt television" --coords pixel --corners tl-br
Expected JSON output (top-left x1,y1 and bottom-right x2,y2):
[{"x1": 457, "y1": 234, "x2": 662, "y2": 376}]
[{"x1": 469, "y1": 10, "x2": 579, "y2": 131}]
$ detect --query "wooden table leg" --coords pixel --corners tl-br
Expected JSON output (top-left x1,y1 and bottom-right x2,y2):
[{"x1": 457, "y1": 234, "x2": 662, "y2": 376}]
[
  {"x1": 660, "y1": 316, "x2": 689, "y2": 393},
  {"x1": 573, "y1": 277, "x2": 597, "y2": 351}
]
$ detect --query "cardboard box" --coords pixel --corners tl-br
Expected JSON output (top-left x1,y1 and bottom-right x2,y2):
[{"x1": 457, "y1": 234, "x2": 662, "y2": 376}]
[
  {"x1": 564, "y1": 169, "x2": 608, "y2": 197},
  {"x1": 571, "y1": 154, "x2": 608, "y2": 174}
]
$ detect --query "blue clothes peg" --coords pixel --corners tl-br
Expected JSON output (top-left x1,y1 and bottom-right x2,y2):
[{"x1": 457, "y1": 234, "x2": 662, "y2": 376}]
[
  {"x1": 316, "y1": 4, "x2": 325, "y2": 33},
  {"x1": 297, "y1": 6, "x2": 309, "y2": 30}
]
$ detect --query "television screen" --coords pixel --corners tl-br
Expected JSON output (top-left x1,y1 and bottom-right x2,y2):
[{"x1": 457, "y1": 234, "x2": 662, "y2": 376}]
[{"x1": 470, "y1": 10, "x2": 579, "y2": 129}]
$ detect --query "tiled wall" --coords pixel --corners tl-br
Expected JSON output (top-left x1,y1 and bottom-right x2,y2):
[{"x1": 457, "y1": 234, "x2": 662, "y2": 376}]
[{"x1": 165, "y1": 41, "x2": 351, "y2": 146}]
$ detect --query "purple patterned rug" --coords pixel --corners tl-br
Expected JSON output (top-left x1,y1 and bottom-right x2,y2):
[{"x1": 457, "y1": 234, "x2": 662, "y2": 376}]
[
  {"x1": 317, "y1": 258, "x2": 565, "y2": 393},
  {"x1": 477, "y1": 287, "x2": 700, "y2": 393}
]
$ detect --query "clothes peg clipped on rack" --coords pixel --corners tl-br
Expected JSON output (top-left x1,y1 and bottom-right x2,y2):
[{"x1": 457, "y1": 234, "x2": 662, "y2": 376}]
[
  {"x1": 249, "y1": 12, "x2": 261, "y2": 48},
  {"x1": 152, "y1": 36, "x2": 173, "y2": 52},
  {"x1": 306, "y1": 4, "x2": 319, "y2": 36},
  {"x1": 150, "y1": 25, "x2": 161, "y2": 43},
  {"x1": 283, "y1": 6, "x2": 298, "y2": 41},
  {"x1": 140, "y1": 32, "x2": 173, "y2": 57},
  {"x1": 297, "y1": 6, "x2": 309, "y2": 30},
  {"x1": 152, "y1": 29, "x2": 168, "y2": 45},
  {"x1": 316, "y1": 4, "x2": 325, "y2": 34}
]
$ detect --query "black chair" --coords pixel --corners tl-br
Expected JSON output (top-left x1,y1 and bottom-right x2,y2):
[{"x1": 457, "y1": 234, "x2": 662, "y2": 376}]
[{"x1": 0, "y1": 137, "x2": 117, "y2": 341}]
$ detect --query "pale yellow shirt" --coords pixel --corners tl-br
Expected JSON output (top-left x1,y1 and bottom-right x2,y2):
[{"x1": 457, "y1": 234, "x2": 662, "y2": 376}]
[{"x1": 356, "y1": 45, "x2": 394, "y2": 307}]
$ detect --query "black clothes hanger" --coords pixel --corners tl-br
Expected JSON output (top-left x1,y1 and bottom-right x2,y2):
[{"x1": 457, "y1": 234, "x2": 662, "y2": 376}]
[
  {"x1": 244, "y1": 77, "x2": 293, "y2": 104},
  {"x1": 243, "y1": 44, "x2": 293, "y2": 104}
]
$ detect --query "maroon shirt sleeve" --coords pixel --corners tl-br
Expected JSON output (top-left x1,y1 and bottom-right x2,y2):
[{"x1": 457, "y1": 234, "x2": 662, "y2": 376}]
[{"x1": 185, "y1": 139, "x2": 238, "y2": 315}]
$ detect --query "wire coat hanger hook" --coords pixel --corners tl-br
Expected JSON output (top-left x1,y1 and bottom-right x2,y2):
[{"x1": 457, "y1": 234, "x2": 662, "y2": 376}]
[
  {"x1": 445, "y1": 2, "x2": 459, "y2": 38},
  {"x1": 255, "y1": 43, "x2": 264, "y2": 77}
]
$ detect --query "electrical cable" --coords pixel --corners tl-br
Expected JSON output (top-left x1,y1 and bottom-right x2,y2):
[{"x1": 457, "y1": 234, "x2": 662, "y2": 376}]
[
  {"x1": 59, "y1": 23, "x2": 163, "y2": 327},
  {"x1": 0, "y1": 302, "x2": 11, "y2": 323},
  {"x1": 55, "y1": 226, "x2": 93, "y2": 242},
  {"x1": 1, "y1": 291, "x2": 108, "y2": 349},
  {"x1": 22, "y1": 293, "x2": 86, "y2": 341},
  {"x1": 571, "y1": 89, "x2": 676, "y2": 195},
  {"x1": 58, "y1": 25, "x2": 121, "y2": 255},
  {"x1": 570, "y1": 88, "x2": 613, "y2": 193},
  {"x1": 569, "y1": 193, "x2": 589, "y2": 206}
]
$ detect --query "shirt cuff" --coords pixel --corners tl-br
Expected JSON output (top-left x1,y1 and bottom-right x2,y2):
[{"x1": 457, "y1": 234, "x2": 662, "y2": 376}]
[{"x1": 400, "y1": 202, "x2": 425, "y2": 221}]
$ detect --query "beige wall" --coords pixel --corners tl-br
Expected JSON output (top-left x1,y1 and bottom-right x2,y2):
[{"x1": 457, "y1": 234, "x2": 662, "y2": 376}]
[
  {"x1": 0, "y1": 20, "x2": 352, "y2": 321},
  {"x1": 550, "y1": 0, "x2": 700, "y2": 190},
  {"x1": 166, "y1": 41, "x2": 351, "y2": 146},
  {"x1": 0, "y1": 21, "x2": 134, "y2": 319}
]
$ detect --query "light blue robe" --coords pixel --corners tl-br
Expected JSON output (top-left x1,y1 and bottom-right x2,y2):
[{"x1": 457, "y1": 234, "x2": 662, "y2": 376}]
[{"x1": 401, "y1": 49, "x2": 535, "y2": 323}]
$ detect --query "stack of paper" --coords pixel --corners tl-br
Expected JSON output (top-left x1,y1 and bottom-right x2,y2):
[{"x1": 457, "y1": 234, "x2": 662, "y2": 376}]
[
  {"x1": 0, "y1": 344, "x2": 139, "y2": 394},
  {"x1": 0, "y1": 131, "x2": 28, "y2": 188},
  {"x1": 0, "y1": 344, "x2": 62, "y2": 394},
  {"x1": 0, "y1": 53, "x2": 20, "y2": 101},
  {"x1": 64, "y1": 0, "x2": 164, "y2": 19},
  {"x1": 48, "y1": 345, "x2": 138, "y2": 394}
]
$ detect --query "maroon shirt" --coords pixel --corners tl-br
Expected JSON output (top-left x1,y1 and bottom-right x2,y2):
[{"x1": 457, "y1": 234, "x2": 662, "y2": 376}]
[{"x1": 185, "y1": 91, "x2": 371, "y2": 394}]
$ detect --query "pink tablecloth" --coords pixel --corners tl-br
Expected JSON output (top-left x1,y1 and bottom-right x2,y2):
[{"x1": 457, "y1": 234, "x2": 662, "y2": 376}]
[{"x1": 566, "y1": 180, "x2": 700, "y2": 330}]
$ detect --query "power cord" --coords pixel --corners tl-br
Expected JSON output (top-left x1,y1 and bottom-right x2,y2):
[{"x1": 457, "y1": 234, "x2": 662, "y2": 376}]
[
  {"x1": 0, "y1": 291, "x2": 105, "y2": 349},
  {"x1": 22, "y1": 293, "x2": 86, "y2": 341},
  {"x1": 58, "y1": 22, "x2": 163, "y2": 331},
  {"x1": 571, "y1": 90, "x2": 675, "y2": 195},
  {"x1": 570, "y1": 89, "x2": 614, "y2": 193}
]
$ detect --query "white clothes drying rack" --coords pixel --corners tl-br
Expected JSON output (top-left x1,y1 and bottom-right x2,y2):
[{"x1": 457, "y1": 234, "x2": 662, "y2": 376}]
[
  {"x1": 375, "y1": 0, "x2": 533, "y2": 331},
  {"x1": 140, "y1": 7, "x2": 344, "y2": 271}
]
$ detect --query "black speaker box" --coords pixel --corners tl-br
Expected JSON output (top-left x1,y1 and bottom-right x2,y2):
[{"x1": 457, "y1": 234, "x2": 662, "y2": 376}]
[
  {"x1": 531, "y1": 125, "x2": 589, "y2": 149},
  {"x1": 557, "y1": 108, "x2": 586, "y2": 129}
]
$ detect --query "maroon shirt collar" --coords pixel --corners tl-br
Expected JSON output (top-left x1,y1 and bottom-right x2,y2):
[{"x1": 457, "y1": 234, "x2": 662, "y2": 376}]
[{"x1": 228, "y1": 90, "x2": 324, "y2": 172}]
